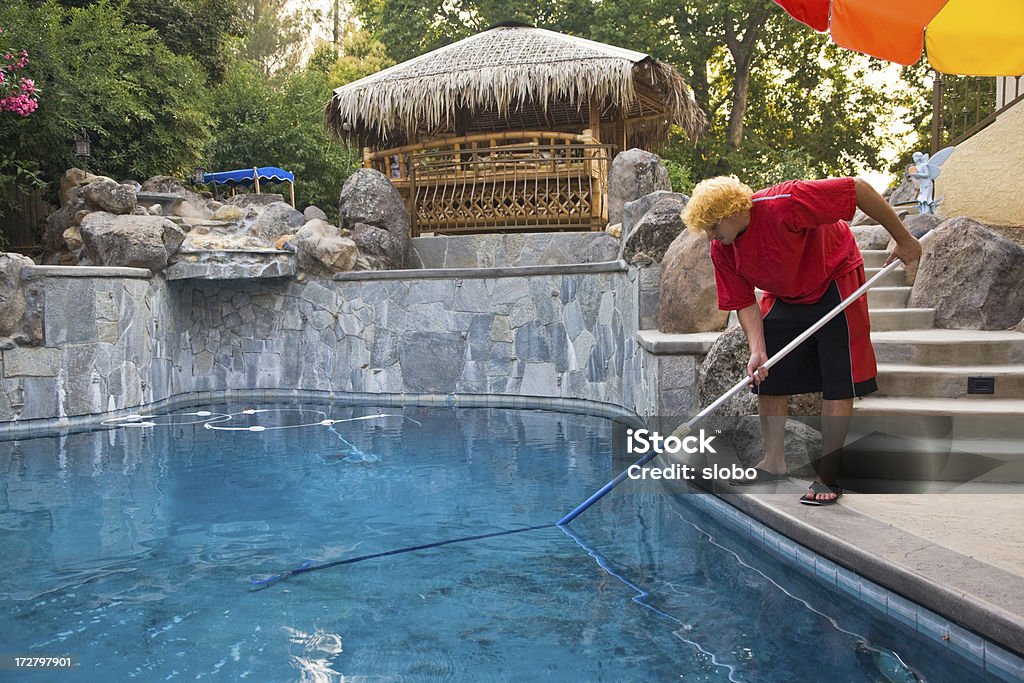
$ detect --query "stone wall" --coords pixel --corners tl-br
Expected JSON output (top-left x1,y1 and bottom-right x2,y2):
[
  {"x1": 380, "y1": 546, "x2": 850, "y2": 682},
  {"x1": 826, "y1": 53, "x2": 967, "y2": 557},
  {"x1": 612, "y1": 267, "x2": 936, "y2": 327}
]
[
  {"x1": 1, "y1": 267, "x2": 159, "y2": 421},
  {"x1": 409, "y1": 232, "x2": 619, "y2": 269},
  {"x1": 1, "y1": 261, "x2": 679, "y2": 427}
]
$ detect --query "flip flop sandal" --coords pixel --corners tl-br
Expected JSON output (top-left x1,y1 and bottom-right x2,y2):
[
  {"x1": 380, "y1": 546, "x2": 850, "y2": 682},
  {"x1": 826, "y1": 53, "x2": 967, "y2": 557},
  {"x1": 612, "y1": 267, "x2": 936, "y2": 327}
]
[
  {"x1": 800, "y1": 481, "x2": 843, "y2": 506},
  {"x1": 730, "y1": 467, "x2": 789, "y2": 486}
]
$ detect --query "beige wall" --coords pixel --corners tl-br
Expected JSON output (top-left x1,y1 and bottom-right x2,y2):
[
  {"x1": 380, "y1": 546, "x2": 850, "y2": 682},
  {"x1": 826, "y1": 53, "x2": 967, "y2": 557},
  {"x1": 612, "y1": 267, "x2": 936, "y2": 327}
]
[{"x1": 937, "y1": 101, "x2": 1024, "y2": 227}]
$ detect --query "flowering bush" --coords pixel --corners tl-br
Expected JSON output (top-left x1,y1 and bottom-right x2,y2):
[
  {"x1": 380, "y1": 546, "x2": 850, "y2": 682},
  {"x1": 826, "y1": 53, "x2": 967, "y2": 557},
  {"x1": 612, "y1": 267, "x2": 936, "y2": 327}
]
[{"x1": 0, "y1": 29, "x2": 37, "y2": 117}]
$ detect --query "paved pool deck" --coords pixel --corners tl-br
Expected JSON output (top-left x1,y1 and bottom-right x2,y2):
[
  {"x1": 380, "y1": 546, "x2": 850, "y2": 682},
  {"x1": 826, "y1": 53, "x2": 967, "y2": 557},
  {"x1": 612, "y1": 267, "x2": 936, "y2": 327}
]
[{"x1": 721, "y1": 481, "x2": 1024, "y2": 661}]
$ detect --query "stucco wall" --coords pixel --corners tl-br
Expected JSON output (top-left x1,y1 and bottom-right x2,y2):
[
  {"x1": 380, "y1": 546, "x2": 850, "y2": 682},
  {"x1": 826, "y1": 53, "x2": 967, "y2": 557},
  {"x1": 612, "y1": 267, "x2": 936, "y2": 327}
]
[{"x1": 937, "y1": 101, "x2": 1024, "y2": 227}]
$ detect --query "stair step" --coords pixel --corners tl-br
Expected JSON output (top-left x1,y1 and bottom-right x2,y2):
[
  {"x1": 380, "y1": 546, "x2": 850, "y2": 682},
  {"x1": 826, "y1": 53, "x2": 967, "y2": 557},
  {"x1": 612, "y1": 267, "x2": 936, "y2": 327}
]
[
  {"x1": 861, "y1": 249, "x2": 890, "y2": 268},
  {"x1": 853, "y1": 396, "x2": 1024, "y2": 440},
  {"x1": 865, "y1": 267, "x2": 905, "y2": 287},
  {"x1": 867, "y1": 286, "x2": 911, "y2": 309},
  {"x1": 875, "y1": 363, "x2": 1024, "y2": 399},
  {"x1": 869, "y1": 308, "x2": 935, "y2": 331},
  {"x1": 871, "y1": 329, "x2": 1024, "y2": 366}
]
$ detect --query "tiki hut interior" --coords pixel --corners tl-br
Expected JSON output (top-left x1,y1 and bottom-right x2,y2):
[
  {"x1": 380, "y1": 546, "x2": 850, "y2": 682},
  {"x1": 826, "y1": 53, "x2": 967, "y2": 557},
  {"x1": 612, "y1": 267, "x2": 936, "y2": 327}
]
[{"x1": 325, "y1": 23, "x2": 705, "y2": 236}]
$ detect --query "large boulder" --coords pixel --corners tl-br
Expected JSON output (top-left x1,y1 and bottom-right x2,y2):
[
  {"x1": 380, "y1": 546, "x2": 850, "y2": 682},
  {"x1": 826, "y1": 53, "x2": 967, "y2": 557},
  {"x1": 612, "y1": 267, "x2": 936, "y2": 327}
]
[
  {"x1": 43, "y1": 196, "x2": 86, "y2": 255},
  {"x1": 902, "y1": 212, "x2": 943, "y2": 238},
  {"x1": 225, "y1": 192, "x2": 285, "y2": 208},
  {"x1": 622, "y1": 190, "x2": 684, "y2": 237},
  {"x1": 58, "y1": 168, "x2": 107, "y2": 206},
  {"x1": 81, "y1": 179, "x2": 137, "y2": 215},
  {"x1": 622, "y1": 194, "x2": 688, "y2": 264},
  {"x1": 657, "y1": 229, "x2": 727, "y2": 333},
  {"x1": 295, "y1": 219, "x2": 358, "y2": 276},
  {"x1": 851, "y1": 225, "x2": 891, "y2": 251},
  {"x1": 79, "y1": 213, "x2": 186, "y2": 272},
  {"x1": 252, "y1": 201, "x2": 304, "y2": 242},
  {"x1": 0, "y1": 252, "x2": 43, "y2": 347},
  {"x1": 303, "y1": 205, "x2": 328, "y2": 222},
  {"x1": 352, "y1": 222, "x2": 404, "y2": 270},
  {"x1": 909, "y1": 218, "x2": 1024, "y2": 329},
  {"x1": 607, "y1": 149, "x2": 671, "y2": 227},
  {"x1": 141, "y1": 175, "x2": 192, "y2": 197},
  {"x1": 887, "y1": 171, "x2": 919, "y2": 209},
  {"x1": 890, "y1": 213, "x2": 944, "y2": 285},
  {"x1": 338, "y1": 169, "x2": 410, "y2": 268},
  {"x1": 851, "y1": 209, "x2": 876, "y2": 226}
]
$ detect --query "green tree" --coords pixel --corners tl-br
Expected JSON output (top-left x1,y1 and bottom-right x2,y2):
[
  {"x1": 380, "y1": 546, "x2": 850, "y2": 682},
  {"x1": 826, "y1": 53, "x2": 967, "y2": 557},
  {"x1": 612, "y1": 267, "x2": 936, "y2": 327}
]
[
  {"x1": 353, "y1": 0, "x2": 594, "y2": 63},
  {"x1": 0, "y1": 0, "x2": 211, "y2": 211},
  {"x1": 207, "y1": 58, "x2": 361, "y2": 222},
  {"x1": 237, "y1": 0, "x2": 311, "y2": 77},
  {"x1": 124, "y1": 0, "x2": 246, "y2": 83},
  {"x1": 592, "y1": 0, "x2": 904, "y2": 186},
  {"x1": 318, "y1": 28, "x2": 395, "y2": 86}
]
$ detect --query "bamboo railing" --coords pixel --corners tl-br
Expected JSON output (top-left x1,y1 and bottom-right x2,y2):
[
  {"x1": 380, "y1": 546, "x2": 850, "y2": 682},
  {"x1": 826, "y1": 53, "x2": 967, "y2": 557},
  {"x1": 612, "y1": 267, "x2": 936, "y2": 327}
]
[{"x1": 364, "y1": 131, "x2": 612, "y2": 236}]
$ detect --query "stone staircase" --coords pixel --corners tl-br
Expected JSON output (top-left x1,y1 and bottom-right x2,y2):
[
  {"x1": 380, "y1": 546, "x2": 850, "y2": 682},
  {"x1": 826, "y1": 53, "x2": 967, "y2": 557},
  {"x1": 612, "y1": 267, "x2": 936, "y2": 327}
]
[{"x1": 854, "y1": 250, "x2": 1024, "y2": 476}]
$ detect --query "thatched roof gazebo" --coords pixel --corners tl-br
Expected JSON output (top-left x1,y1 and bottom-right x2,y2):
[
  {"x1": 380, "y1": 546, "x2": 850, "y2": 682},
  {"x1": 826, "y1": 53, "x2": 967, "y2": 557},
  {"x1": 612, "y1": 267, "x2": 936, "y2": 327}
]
[{"x1": 325, "y1": 23, "x2": 706, "y2": 236}]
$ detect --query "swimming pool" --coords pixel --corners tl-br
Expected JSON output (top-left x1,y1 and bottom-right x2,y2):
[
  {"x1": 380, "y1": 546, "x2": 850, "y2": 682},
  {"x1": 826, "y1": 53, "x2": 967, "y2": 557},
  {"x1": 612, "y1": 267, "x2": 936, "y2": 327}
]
[{"x1": 0, "y1": 402, "x2": 1002, "y2": 681}]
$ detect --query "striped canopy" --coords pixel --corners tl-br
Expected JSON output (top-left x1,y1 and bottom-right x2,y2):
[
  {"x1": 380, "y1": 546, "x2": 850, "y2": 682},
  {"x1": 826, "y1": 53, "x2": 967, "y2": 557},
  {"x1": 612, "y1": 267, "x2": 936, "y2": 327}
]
[{"x1": 773, "y1": 0, "x2": 1024, "y2": 76}]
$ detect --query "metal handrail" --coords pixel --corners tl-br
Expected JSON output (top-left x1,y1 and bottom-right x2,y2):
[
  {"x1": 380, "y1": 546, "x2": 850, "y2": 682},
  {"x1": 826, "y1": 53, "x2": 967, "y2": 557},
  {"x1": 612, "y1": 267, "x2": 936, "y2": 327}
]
[{"x1": 931, "y1": 74, "x2": 1024, "y2": 153}]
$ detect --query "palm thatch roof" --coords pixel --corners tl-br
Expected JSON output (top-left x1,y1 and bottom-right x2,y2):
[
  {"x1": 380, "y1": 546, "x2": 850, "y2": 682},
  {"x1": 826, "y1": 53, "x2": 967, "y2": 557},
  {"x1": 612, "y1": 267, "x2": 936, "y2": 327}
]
[{"x1": 325, "y1": 24, "x2": 706, "y2": 150}]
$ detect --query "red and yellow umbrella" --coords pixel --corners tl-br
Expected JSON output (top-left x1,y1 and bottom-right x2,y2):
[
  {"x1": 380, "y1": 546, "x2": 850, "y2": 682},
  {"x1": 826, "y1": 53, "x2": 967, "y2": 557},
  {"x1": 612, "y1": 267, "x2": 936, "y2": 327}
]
[{"x1": 772, "y1": 0, "x2": 1024, "y2": 76}]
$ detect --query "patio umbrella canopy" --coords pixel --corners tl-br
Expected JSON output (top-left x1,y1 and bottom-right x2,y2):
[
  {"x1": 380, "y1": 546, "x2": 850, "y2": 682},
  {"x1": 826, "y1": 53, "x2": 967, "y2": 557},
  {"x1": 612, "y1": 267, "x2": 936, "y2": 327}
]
[
  {"x1": 773, "y1": 0, "x2": 1024, "y2": 76},
  {"x1": 202, "y1": 167, "x2": 294, "y2": 186}
]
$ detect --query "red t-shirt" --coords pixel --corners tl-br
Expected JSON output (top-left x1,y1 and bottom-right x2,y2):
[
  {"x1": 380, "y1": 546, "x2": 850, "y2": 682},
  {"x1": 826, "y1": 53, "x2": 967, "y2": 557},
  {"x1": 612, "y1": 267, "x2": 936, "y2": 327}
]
[{"x1": 710, "y1": 177, "x2": 860, "y2": 310}]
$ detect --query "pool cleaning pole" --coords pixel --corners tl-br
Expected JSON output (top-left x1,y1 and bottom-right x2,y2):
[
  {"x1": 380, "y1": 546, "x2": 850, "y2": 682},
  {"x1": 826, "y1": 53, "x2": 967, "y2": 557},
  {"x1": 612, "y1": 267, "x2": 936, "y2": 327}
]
[{"x1": 557, "y1": 247, "x2": 922, "y2": 527}]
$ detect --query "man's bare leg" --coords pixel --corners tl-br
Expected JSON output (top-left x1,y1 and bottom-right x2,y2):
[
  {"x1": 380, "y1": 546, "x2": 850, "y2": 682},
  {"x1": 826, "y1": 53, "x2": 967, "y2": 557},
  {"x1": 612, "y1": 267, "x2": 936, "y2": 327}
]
[
  {"x1": 809, "y1": 398, "x2": 854, "y2": 502},
  {"x1": 754, "y1": 394, "x2": 788, "y2": 474}
]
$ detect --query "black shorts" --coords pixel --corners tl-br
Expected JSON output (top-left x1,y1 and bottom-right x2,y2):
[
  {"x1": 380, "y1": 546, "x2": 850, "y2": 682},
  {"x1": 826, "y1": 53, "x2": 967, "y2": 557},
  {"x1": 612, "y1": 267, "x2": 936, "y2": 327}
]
[{"x1": 754, "y1": 269, "x2": 878, "y2": 400}]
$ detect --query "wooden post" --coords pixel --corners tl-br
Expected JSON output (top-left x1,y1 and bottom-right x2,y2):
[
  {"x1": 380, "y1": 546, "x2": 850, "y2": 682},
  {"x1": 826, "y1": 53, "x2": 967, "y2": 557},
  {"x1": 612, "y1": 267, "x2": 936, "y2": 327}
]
[
  {"x1": 613, "y1": 113, "x2": 627, "y2": 155},
  {"x1": 588, "y1": 99, "x2": 602, "y2": 143},
  {"x1": 407, "y1": 161, "x2": 418, "y2": 238},
  {"x1": 363, "y1": 147, "x2": 372, "y2": 169},
  {"x1": 253, "y1": 167, "x2": 261, "y2": 195},
  {"x1": 289, "y1": 181, "x2": 296, "y2": 208}
]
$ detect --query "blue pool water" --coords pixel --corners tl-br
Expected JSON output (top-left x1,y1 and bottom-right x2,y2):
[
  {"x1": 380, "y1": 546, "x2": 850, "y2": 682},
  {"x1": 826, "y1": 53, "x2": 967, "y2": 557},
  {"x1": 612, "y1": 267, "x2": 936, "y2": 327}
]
[{"x1": 0, "y1": 402, "x2": 1000, "y2": 681}]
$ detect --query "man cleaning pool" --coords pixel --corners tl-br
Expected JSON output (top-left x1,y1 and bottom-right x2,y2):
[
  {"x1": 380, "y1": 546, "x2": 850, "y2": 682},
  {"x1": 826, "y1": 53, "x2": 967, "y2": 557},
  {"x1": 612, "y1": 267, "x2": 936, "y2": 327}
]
[{"x1": 681, "y1": 176, "x2": 922, "y2": 505}]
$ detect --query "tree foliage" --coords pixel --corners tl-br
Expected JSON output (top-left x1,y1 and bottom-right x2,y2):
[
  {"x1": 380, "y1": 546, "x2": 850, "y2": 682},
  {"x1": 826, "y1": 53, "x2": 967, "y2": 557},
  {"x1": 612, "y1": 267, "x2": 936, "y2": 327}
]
[
  {"x1": 352, "y1": 0, "x2": 594, "y2": 63},
  {"x1": 123, "y1": 0, "x2": 246, "y2": 83},
  {"x1": 236, "y1": 0, "x2": 311, "y2": 77},
  {"x1": 354, "y1": 0, "x2": 915, "y2": 190},
  {"x1": 206, "y1": 58, "x2": 361, "y2": 222},
  {"x1": 0, "y1": 0, "x2": 211, "y2": 210}
]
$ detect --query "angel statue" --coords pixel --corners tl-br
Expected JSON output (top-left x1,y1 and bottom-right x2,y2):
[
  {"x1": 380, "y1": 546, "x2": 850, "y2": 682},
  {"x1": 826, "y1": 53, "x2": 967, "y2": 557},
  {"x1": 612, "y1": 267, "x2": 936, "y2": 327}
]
[{"x1": 908, "y1": 146, "x2": 954, "y2": 214}]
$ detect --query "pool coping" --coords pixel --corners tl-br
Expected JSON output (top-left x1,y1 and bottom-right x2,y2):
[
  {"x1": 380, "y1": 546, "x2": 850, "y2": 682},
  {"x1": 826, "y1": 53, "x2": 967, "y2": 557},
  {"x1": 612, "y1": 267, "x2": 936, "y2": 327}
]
[
  {"x1": 715, "y1": 491, "x2": 1024, "y2": 667},
  {"x1": 332, "y1": 260, "x2": 628, "y2": 281}
]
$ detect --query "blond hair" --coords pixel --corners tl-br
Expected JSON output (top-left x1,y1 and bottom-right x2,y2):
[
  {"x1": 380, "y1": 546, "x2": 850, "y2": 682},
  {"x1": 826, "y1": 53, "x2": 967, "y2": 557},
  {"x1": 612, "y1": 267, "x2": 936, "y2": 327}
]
[{"x1": 681, "y1": 176, "x2": 754, "y2": 234}]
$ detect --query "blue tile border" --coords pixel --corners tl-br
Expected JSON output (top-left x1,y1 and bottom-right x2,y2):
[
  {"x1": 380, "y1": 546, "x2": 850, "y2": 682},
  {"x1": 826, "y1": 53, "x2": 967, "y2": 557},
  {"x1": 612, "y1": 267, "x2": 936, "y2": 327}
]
[
  {"x1": 0, "y1": 390, "x2": 643, "y2": 440},
  {"x1": 684, "y1": 493, "x2": 1024, "y2": 681}
]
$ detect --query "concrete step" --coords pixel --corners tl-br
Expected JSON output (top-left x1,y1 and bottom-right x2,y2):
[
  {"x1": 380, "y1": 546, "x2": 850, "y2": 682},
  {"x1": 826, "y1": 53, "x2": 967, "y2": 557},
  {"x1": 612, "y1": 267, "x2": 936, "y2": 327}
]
[
  {"x1": 869, "y1": 307, "x2": 935, "y2": 331},
  {"x1": 867, "y1": 286, "x2": 911, "y2": 309},
  {"x1": 875, "y1": 363, "x2": 1024, "y2": 399},
  {"x1": 852, "y1": 396, "x2": 1024, "y2": 441},
  {"x1": 871, "y1": 329, "x2": 1024, "y2": 366},
  {"x1": 865, "y1": 267, "x2": 905, "y2": 287},
  {"x1": 861, "y1": 250, "x2": 890, "y2": 268}
]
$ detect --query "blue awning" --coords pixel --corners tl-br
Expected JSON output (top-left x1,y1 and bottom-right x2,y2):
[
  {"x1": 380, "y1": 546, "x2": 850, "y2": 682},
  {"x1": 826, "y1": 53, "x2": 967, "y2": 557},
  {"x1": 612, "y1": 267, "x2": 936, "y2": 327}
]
[{"x1": 202, "y1": 167, "x2": 294, "y2": 186}]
